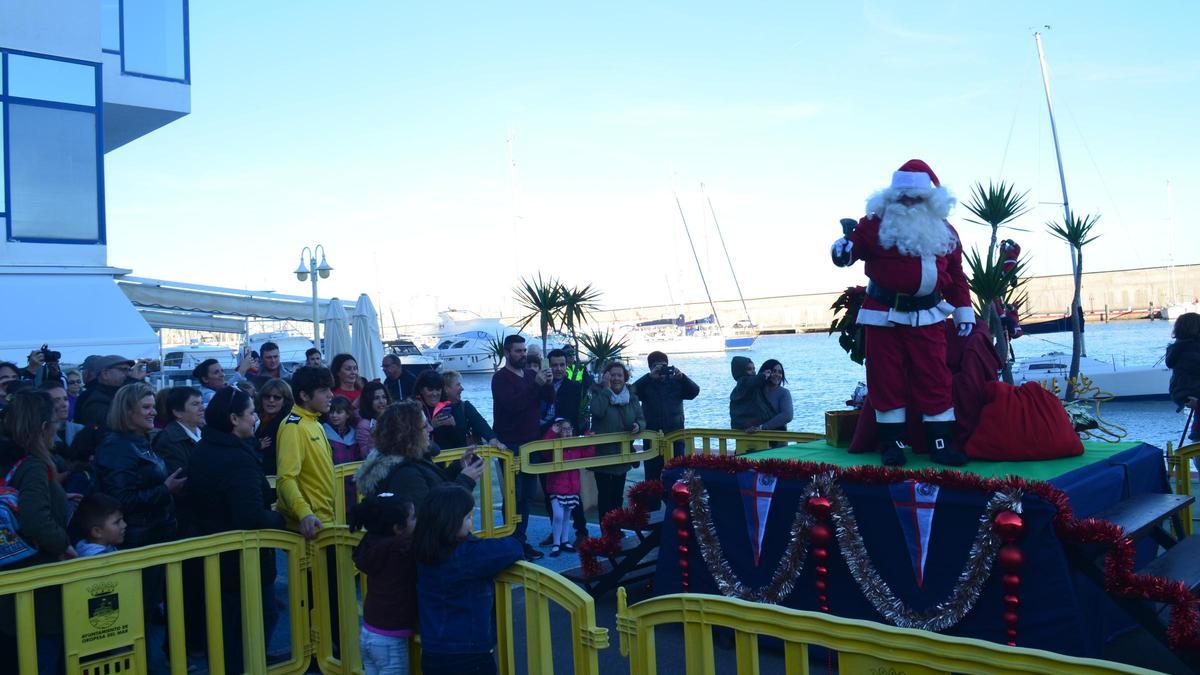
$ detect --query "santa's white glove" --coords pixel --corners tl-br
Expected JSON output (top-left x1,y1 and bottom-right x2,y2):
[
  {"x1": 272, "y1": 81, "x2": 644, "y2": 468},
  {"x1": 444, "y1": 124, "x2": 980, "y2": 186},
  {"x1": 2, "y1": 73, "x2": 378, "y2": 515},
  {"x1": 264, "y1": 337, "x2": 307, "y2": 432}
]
[
  {"x1": 957, "y1": 322, "x2": 973, "y2": 337},
  {"x1": 831, "y1": 238, "x2": 853, "y2": 265}
]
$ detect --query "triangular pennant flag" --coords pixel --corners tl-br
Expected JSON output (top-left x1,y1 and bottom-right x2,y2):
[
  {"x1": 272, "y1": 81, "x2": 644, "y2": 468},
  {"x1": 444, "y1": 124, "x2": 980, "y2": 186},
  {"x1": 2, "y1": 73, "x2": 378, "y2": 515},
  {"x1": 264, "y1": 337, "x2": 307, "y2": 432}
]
[
  {"x1": 736, "y1": 470, "x2": 777, "y2": 566},
  {"x1": 888, "y1": 480, "x2": 940, "y2": 588}
]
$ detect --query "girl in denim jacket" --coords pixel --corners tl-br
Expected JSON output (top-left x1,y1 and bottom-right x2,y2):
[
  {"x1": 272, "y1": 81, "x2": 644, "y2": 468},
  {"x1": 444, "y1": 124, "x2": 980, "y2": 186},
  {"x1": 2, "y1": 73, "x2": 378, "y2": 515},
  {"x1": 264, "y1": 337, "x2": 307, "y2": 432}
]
[{"x1": 413, "y1": 485, "x2": 522, "y2": 675}]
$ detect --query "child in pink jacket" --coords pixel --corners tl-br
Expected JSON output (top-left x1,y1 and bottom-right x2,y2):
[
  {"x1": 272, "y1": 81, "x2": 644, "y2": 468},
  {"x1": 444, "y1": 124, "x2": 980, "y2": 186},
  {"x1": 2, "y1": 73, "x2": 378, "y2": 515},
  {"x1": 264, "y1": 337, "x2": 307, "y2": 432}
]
[{"x1": 542, "y1": 419, "x2": 593, "y2": 557}]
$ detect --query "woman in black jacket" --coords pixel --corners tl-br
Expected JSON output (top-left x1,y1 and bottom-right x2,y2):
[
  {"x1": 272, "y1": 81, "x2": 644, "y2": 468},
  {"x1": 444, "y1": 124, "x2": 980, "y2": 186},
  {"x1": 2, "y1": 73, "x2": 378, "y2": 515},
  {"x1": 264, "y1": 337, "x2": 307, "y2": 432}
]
[
  {"x1": 96, "y1": 382, "x2": 186, "y2": 548},
  {"x1": 356, "y1": 400, "x2": 484, "y2": 508},
  {"x1": 254, "y1": 378, "x2": 294, "y2": 476},
  {"x1": 433, "y1": 369, "x2": 507, "y2": 451},
  {"x1": 188, "y1": 388, "x2": 284, "y2": 671}
]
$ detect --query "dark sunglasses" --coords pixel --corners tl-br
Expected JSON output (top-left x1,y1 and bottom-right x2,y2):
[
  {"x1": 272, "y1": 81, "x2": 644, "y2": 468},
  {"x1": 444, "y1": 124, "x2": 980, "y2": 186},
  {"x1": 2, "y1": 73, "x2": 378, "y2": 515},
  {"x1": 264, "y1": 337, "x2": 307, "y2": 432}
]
[{"x1": 262, "y1": 394, "x2": 284, "y2": 401}]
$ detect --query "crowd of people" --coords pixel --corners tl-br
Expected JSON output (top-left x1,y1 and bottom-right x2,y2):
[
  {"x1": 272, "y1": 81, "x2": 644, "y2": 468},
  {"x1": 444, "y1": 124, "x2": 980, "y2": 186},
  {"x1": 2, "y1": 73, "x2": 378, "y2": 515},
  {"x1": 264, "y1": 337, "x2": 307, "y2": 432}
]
[{"x1": 0, "y1": 336, "x2": 796, "y2": 674}]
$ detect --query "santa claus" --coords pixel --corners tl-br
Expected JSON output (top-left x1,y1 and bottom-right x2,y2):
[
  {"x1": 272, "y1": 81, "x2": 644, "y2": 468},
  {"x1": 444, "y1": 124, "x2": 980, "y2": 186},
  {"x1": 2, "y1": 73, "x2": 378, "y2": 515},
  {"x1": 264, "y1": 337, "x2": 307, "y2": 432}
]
[{"x1": 831, "y1": 159, "x2": 974, "y2": 466}]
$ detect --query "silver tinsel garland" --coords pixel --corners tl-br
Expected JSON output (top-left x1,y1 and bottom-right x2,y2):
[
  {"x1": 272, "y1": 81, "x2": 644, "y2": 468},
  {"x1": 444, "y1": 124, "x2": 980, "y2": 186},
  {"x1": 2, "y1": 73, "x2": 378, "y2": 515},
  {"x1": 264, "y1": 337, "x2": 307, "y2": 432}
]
[
  {"x1": 686, "y1": 470, "x2": 814, "y2": 604},
  {"x1": 812, "y1": 471, "x2": 1024, "y2": 631}
]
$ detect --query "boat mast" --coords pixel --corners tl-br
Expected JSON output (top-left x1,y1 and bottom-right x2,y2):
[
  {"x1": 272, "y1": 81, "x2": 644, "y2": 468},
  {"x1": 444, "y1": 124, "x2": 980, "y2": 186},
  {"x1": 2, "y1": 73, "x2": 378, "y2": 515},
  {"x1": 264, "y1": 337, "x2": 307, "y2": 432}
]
[
  {"x1": 674, "y1": 192, "x2": 724, "y2": 331},
  {"x1": 703, "y1": 183, "x2": 753, "y2": 326},
  {"x1": 1035, "y1": 30, "x2": 1085, "y2": 356}
]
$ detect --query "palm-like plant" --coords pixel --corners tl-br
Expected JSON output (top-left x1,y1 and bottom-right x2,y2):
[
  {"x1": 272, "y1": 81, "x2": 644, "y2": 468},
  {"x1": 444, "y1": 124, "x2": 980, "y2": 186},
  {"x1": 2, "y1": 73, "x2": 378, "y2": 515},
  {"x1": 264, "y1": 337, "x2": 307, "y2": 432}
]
[
  {"x1": 1048, "y1": 211, "x2": 1101, "y2": 401},
  {"x1": 559, "y1": 284, "x2": 602, "y2": 354},
  {"x1": 964, "y1": 181, "x2": 1031, "y2": 253},
  {"x1": 513, "y1": 274, "x2": 564, "y2": 354},
  {"x1": 484, "y1": 332, "x2": 507, "y2": 370},
  {"x1": 963, "y1": 181, "x2": 1031, "y2": 384},
  {"x1": 964, "y1": 247, "x2": 1029, "y2": 383},
  {"x1": 578, "y1": 329, "x2": 629, "y2": 375}
]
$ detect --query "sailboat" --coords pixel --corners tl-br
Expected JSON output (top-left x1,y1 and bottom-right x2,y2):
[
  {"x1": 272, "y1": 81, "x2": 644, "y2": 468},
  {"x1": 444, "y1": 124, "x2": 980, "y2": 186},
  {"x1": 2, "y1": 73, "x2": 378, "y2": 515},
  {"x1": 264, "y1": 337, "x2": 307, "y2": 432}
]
[
  {"x1": 618, "y1": 189, "x2": 757, "y2": 356},
  {"x1": 1008, "y1": 32, "x2": 1169, "y2": 401}
]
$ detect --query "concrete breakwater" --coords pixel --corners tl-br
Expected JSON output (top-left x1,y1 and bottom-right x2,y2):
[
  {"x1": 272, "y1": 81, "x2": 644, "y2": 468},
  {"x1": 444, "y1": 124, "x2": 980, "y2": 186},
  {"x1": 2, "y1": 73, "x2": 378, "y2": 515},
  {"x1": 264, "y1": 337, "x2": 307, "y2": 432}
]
[{"x1": 564, "y1": 264, "x2": 1200, "y2": 334}]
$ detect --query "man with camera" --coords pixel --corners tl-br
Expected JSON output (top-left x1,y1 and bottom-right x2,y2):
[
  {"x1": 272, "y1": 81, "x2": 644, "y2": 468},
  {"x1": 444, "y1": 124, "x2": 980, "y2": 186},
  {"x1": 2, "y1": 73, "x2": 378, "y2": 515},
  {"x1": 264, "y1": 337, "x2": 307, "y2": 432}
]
[
  {"x1": 19, "y1": 345, "x2": 63, "y2": 387},
  {"x1": 632, "y1": 351, "x2": 700, "y2": 484}
]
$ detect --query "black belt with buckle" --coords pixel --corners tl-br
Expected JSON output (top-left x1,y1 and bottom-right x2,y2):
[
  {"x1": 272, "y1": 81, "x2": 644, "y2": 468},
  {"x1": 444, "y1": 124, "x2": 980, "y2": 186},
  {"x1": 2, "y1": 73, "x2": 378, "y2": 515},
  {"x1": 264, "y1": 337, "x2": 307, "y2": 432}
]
[{"x1": 866, "y1": 282, "x2": 943, "y2": 312}]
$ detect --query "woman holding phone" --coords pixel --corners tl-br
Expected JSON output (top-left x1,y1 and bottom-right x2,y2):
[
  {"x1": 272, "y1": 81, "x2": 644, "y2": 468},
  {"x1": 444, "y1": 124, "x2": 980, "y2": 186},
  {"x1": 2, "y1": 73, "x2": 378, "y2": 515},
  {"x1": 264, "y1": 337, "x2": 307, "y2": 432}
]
[{"x1": 355, "y1": 400, "x2": 484, "y2": 508}]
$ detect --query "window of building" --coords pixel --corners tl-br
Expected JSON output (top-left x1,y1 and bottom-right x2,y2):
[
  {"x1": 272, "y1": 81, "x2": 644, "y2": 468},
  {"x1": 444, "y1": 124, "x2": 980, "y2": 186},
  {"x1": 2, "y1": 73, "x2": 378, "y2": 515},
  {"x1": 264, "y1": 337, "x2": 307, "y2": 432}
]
[
  {"x1": 101, "y1": 0, "x2": 190, "y2": 84},
  {"x1": 1, "y1": 50, "x2": 104, "y2": 244}
]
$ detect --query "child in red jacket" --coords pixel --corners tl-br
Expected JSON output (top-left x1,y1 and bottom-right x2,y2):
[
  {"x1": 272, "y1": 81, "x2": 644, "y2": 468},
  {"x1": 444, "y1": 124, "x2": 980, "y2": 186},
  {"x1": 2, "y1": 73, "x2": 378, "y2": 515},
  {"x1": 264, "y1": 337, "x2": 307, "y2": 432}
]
[{"x1": 541, "y1": 419, "x2": 594, "y2": 557}]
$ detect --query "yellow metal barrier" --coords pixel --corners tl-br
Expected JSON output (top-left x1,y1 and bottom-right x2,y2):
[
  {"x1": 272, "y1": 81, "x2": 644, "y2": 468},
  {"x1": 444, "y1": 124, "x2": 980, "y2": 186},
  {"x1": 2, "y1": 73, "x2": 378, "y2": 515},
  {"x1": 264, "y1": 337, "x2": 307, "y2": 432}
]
[
  {"x1": 663, "y1": 428, "x2": 824, "y2": 457},
  {"x1": 495, "y1": 561, "x2": 610, "y2": 674},
  {"x1": 615, "y1": 589, "x2": 1156, "y2": 674},
  {"x1": 326, "y1": 445, "x2": 519, "y2": 537},
  {"x1": 1169, "y1": 440, "x2": 1200, "y2": 536},
  {"x1": 0, "y1": 530, "x2": 310, "y2": 675},
  {"x1": 519, "y1": 430, "x2": 664, "y2": 474}
]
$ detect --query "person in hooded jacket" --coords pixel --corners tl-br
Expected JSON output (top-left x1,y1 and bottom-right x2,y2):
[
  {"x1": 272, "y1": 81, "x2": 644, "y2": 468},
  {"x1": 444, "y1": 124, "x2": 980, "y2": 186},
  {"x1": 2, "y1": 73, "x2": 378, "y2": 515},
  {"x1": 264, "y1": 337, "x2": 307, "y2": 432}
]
[
  {"x1": 187, "y1": 387, "x2": 284, "y2": 671},
  {"x1": 728, "y1": 356, "x2": 774, "y2": 433},
  {"x1": 1167, "y1": 312, "x2": 1200, "y2": 442},
  {"x1": 355, "y1": 400, "x2": 483, "y2": 508}
]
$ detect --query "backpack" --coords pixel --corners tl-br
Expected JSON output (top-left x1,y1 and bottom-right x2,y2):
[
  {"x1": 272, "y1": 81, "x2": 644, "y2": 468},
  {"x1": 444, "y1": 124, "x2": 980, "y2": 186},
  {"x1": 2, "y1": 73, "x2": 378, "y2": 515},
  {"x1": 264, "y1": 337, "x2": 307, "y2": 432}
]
[{"x1": 0, "y1": 457, "x2": 37, "y2": 567}]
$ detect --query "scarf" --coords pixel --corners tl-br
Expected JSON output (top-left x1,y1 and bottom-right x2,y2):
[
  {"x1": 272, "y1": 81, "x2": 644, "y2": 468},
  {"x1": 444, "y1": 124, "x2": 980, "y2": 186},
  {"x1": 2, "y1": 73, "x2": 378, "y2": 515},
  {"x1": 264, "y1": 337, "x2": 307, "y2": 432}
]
[{"x1": 609, "y1": 386, "x2": 630, "y2": 406}]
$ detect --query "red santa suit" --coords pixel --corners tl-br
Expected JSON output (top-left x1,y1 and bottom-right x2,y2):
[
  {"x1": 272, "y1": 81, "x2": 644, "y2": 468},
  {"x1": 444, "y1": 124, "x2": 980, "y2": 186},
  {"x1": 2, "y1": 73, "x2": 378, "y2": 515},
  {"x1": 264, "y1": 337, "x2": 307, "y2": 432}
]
[{"x1": 832, "y1": 159, "x2": 975, "y2": 466}]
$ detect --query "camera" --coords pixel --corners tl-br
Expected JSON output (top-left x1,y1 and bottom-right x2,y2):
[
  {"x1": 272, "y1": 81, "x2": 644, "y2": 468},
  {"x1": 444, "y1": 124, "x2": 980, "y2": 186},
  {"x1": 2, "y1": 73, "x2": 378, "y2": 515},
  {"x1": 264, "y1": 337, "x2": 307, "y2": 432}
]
[
  {"x1": 39, "y1": 344, "x2": 61, "y2": 363},
  {"x1": 656, "y1": 364, "x2": 676, "y2": 378}
]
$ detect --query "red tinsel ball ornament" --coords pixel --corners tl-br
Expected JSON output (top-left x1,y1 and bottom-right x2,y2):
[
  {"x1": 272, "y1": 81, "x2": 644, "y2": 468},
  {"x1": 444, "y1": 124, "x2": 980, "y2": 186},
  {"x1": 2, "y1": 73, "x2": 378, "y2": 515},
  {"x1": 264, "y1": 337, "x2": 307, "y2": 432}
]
[
  {"x1": 808, "y1": 496, "x2": 832, "y2": 520},
  {"x1": 815, "y1": 565, "x2": 828, "y2": 576},
  {"x1": 820, "y1": 604, "x2": 829, "y2": 613},
  {"x1": 994, "y1": 510, "x2": 1024, "y2": 541},
  {"x1": 678, "y1": 558, "x2": 689, "y2": 571},
  {"x1": 677, "y1": 529, "x2": 690, "y2": 542},
  {"x1": 1003, "y1": 611, "x2": 1019, "y2": 626},
  {"x1": 998, "y1": 544, "x2": 1023, "y2": 570},
  {"x1": 813, "y1": 548, "x2": 829, "y2": 562},
  {"x1": 671, "y1": 481, "x2": 690, "y2": 506},
  {"x1": 1003, "y1": 594, "x2": 1020, "y2": 611},
  {"x1": 672, "y1": 507, "x2": 690, "y2": 527},
  {"x1": 1002, "y1": 573, "x2": 1021, "y2": 592},
  {"x1": 810, "y1": 523, "x2": 832, "y2": 545},
  {"x1": 815, "y1": 580, "x2": 827, "y2": 592},
  {"x1": 677, "y1": 545, "x2": 689, "y2": 556}
]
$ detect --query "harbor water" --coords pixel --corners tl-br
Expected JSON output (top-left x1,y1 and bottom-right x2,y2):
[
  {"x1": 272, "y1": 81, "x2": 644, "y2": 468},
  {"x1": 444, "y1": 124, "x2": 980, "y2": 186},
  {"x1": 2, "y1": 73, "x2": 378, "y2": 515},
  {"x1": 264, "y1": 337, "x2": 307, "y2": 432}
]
[{"x1": 456, "y1": 319, "x2": 1189, "y2": 452}]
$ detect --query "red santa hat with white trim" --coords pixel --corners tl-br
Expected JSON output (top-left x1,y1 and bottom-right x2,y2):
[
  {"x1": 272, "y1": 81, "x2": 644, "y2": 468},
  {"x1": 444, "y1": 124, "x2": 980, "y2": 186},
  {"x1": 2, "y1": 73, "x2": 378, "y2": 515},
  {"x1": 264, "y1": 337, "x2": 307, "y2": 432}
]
[
  {"x1": 891, "y1": 158, "x2": 940, "y2": 191},
  {"x1": 866, "y1": 158, "x2": 955, "y2": 218}
]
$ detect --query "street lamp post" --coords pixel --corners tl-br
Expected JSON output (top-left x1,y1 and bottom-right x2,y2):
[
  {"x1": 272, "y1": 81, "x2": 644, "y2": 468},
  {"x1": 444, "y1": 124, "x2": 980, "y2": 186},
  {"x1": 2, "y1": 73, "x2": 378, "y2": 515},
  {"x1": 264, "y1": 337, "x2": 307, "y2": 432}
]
[{"x1": 295, "y1": 245, "x2": 334, "y2": 347}]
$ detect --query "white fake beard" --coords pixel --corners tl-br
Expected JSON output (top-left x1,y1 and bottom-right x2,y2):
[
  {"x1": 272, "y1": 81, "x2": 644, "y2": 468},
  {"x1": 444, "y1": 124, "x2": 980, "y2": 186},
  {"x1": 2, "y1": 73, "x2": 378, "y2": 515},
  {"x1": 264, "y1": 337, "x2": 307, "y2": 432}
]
[{"x1": 877, "y1": 199, "x2": 957, "y2": 258}]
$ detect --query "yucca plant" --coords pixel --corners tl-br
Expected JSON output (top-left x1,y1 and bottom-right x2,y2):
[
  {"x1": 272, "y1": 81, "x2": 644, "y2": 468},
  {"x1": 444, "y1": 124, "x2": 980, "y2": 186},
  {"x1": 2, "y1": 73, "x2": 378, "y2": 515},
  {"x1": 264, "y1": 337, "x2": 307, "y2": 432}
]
[
  {"x1": 484, "y1": 332, "x2": 506, "y2": 369},
  {"x1": 578, "y1": 329, "x2": 629, "y2": 375},
  {"x1": 560, "y1": 283, "x2": 602, "y2": 354},
  {"x1": 1048, "y1": 211, "x2": 1101, "y2": 401},
  {"x1": 513, "y1": 274, "x2": 564, "y2": 354},
  {"x1": 963, "y1": 181, "x2": 1031, "y2": 384},
  {"x1": 964, "y1": 246, "x2": 1029, "y2": 383},
  {"x1": 964, "y1": 181, "x2": 1031, "y2": 253}
]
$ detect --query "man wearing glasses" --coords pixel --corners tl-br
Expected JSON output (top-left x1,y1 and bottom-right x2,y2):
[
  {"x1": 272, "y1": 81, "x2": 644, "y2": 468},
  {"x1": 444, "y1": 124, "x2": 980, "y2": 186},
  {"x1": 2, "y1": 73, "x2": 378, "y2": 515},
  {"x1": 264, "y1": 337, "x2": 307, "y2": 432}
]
[{"x1": 73, "y1": 355, "x2": 136, "y2": 429}]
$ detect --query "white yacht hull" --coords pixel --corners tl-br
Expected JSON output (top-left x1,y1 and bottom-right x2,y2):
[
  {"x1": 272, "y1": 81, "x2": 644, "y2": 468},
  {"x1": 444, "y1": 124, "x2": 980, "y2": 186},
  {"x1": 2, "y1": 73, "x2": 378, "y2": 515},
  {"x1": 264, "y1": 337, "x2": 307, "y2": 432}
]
[{"x1": 1012, "y1": 352, "x2": 1170, "y2": 401}]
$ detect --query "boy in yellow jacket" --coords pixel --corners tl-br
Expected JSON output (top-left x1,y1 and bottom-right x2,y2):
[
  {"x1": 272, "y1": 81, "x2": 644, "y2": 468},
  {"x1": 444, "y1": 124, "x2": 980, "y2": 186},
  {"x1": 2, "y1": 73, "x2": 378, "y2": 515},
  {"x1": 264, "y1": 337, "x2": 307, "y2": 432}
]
[{"x1": 276, "y1": 366, "x2": 336, "y2": 538}]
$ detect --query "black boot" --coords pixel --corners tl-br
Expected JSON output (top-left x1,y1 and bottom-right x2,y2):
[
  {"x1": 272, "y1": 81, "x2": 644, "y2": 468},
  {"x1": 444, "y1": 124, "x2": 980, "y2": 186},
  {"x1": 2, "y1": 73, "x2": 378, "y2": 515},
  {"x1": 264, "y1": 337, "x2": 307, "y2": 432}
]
[
  {"x1": 877, "y1": 422, "x2": 908, "y2": 467},
  {"x1": 926, "y1": 421, "x2": 968, "y2": 467}
]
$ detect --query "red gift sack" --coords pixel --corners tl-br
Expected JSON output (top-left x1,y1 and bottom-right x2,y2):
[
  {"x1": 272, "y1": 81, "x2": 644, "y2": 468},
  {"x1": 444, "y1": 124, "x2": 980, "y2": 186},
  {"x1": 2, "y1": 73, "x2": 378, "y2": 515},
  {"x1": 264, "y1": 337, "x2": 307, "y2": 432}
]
[{"x1": 964, "y1": 381, "x2": 1083, "y2": 461}]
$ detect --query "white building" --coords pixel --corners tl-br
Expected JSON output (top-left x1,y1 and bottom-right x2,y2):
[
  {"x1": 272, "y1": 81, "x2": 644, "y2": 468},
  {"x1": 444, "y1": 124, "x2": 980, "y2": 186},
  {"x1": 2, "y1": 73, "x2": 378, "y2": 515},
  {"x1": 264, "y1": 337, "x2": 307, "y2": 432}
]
[{"x1": 0, "y1": 0, "x2": 189, "y2": 364}]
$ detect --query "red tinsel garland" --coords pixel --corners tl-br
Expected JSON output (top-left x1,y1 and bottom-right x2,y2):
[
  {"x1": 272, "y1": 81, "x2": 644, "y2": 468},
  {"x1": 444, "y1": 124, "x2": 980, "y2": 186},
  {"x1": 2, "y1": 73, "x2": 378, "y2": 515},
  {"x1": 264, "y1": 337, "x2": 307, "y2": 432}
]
[
  {"x1": 578, "y1": 480, "x2": 664, "y2": 577},
  {"x1": 578, "y1": 454, "x2": 1200, "y2": 649}
]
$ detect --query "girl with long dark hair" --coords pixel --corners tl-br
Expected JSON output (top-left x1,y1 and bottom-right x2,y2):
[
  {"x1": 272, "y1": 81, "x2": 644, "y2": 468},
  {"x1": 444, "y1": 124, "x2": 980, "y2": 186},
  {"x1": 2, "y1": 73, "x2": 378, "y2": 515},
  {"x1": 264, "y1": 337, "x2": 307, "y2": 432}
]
[{"x1": 412, "y1": 485, "x2": 521, "y2": 675}]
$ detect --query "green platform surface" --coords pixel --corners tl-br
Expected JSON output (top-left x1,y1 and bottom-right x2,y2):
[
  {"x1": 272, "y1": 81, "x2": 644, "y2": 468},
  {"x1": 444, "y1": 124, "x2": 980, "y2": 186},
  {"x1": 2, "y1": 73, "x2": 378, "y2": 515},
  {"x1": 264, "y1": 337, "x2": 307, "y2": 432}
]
[{"x1": 745, "y1": 440, "x2": 1146, "y2": 481}]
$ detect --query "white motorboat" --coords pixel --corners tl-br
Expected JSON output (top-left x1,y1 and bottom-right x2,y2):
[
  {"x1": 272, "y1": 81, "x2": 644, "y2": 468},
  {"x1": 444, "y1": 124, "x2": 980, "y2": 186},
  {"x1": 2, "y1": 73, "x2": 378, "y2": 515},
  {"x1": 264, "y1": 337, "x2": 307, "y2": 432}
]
[
  {"x1": 385, "y1": 338, "x2": 441, "y2": 376},
  {"x1": 619, "y1": 314, "x2": 756, "y2": 356},
  {"x1": 1012, "y1": 352, "x2": 1169, "y2": 402},
  {"x1": 246, "y1": 331, "x2": 314, "y2": 368},
  {"x1": 159, "y1": 341, "x2": 237, "y2": 385}
]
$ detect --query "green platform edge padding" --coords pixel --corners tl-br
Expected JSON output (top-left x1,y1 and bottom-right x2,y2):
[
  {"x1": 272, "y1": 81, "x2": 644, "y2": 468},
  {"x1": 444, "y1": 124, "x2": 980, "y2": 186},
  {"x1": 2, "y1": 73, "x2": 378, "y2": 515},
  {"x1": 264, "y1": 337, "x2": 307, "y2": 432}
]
[{"x1": 745, "y1": 440, "x2": 1146, "y2": 482}]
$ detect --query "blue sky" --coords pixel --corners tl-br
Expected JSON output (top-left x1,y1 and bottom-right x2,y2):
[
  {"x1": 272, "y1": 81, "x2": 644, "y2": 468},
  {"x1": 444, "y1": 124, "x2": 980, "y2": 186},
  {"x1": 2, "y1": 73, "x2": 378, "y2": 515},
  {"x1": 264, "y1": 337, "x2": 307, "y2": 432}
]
[{"x1": 103, "y1": 2, "x2": 1200, "y2": 322}]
